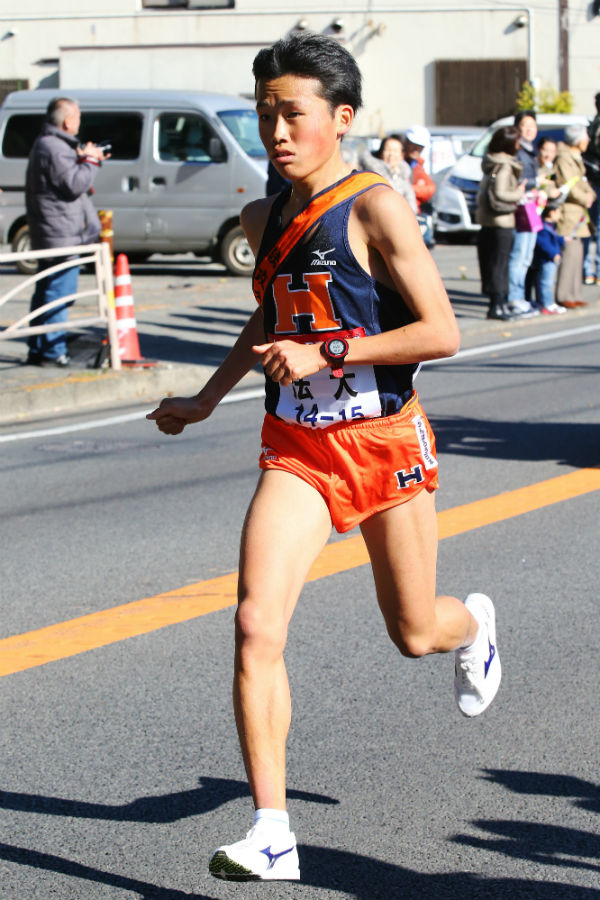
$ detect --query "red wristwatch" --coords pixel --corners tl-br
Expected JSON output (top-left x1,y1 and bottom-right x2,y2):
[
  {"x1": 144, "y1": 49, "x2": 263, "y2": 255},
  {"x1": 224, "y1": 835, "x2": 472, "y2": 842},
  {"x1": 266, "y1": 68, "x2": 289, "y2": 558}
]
[{"x1": 320, "y1": 336, "x2": 349, "y2": 378}]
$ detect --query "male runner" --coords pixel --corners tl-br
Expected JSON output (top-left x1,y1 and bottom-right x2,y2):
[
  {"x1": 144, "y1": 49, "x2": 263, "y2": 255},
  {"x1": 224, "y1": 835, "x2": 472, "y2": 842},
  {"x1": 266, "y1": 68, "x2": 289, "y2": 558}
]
[{"x1": 147, "y1": 33, "x2": 501, "y2": 883}]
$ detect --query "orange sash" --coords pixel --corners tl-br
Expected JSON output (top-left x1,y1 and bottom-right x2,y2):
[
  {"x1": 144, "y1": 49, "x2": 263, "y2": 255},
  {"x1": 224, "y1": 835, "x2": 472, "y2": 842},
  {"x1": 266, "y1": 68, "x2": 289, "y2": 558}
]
[{"x1": 252, "y1": 171, "x2": 389, "y2": 305}]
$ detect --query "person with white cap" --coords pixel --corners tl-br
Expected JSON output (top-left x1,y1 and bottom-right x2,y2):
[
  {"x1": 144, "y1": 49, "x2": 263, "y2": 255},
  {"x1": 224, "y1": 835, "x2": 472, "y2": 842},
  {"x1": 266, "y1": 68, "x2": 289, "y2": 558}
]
[{"x1": 403, "y1": 125, "x2": 436, "y2": 213}]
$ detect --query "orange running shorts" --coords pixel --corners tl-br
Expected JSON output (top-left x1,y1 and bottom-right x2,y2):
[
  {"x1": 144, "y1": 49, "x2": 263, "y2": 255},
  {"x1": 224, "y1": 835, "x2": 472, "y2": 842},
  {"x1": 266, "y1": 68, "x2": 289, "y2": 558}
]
[{"x1": 258, "y1": 391, "x2": 439, "y2": 533}]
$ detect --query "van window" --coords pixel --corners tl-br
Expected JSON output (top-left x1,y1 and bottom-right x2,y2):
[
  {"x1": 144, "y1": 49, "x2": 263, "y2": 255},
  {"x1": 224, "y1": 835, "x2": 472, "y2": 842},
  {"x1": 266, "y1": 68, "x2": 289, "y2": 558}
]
[
  {"x1": 2, "y1": 114, "x2": 44, "y2": 158},
  {"x1": 217, "y1": 109, "x2": 265, "y2": 158},
  {"x1": 79, "y1": 112, "x2": 143, "y2": 159},
  {"x1": 1, "y1": 111, "x2": 143, "y2": 159},
  {"x1": 157, "y1": 113, "x2": 220, "y2": 163}
]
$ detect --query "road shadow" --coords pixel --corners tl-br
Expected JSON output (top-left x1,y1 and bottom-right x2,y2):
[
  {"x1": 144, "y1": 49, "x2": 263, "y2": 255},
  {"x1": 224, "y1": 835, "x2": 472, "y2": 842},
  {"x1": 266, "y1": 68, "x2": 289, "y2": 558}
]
[
  {"x1": 301, "y1": 842, "x2": 599, "y2": 898},
  {"x1": 3, "y1": 839, "x2": 596, "y2": 900},
  {"x1": 2, "y1": 771, "x2": 598, "y2": 897},
  {"x1": 301, "y1": 769, "x2": 600, "y2": 896},
  {"x1": 481, "y1": 768, "x2": 600, "y2": 815},
  {"x1": 0, "y1": 775, "x2": 338, "y2": 823},
  {"x1": 0, "y1": 842, "x2": 216, "y2": 900},
  {"x1": 451, "y1": 820, "x2": 600, "y2": 875},
  {"x1": 447, "y1": 287, "x2": 487, "y2": 319},
  {"x1": 136, "y1": 332, "x2": 236, "y2": 367},
  {"x1": 429, "y1": 414, "x2": 600, "y2": 468}
]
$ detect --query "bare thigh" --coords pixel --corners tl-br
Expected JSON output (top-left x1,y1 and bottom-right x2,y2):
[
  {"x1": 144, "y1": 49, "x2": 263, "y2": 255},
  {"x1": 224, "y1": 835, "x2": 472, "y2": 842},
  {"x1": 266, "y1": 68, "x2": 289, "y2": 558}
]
[
  {"x1": 360, "y1": 488, "x2": 439, "y2": 652},
  {"x1": 238, "y1": 468, "x2": 333, "y2": 628}
]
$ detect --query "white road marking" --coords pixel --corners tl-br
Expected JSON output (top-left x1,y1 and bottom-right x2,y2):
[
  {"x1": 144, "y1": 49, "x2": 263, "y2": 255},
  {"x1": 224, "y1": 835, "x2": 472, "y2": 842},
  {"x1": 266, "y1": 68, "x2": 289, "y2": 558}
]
[{"x1": 1, "y1": 323, "x2": 599, "y2": 443}]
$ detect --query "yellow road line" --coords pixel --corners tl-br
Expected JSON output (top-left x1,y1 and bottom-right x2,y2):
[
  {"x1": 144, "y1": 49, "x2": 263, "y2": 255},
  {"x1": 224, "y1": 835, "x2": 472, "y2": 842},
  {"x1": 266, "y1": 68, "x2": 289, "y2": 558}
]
[{"x1": 1, "y1": 467, "x2": 598, "y2": 679}]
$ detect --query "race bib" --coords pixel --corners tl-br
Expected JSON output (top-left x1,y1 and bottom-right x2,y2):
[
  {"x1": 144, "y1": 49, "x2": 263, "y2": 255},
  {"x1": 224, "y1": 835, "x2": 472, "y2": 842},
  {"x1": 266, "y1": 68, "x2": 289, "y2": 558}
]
[{"x1": 276, "y1": 365, "x2": 382, "y2": 428}]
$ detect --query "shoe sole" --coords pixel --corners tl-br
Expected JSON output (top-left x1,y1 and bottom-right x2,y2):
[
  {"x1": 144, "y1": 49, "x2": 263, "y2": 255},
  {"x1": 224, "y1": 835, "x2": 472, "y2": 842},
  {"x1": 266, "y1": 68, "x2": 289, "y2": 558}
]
[
  {"x1": 209, "y1": 850, "x2": 300, "y2": 882},
  {"x1": 457, "y1": 593, "x2": 502, "y2": 718}
]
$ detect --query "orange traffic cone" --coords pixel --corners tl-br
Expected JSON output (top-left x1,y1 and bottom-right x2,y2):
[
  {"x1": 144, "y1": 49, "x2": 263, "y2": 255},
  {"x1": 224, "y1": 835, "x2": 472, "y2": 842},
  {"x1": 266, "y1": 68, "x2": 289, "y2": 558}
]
[{"x1": 113, "y1": 253, "x2": 148, "y2": 366}]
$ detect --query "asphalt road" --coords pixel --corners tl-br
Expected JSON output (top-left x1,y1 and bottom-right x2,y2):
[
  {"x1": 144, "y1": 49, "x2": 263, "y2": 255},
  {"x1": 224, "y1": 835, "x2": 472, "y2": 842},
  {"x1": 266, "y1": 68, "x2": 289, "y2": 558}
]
[{"x1": 0, "y1": 319, "x2": 599, "y2": 899}]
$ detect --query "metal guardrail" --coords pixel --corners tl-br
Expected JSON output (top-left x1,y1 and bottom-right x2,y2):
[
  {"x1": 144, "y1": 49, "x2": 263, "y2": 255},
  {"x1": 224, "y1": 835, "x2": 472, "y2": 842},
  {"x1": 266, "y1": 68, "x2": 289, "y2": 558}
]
[{"x1": 0, "y1": 241, "x2": 121, "y2": 370}]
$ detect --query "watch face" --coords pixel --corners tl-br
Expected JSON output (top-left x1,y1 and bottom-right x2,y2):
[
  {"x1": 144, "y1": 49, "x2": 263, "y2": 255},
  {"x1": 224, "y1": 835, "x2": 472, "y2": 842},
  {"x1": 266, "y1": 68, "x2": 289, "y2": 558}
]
[{"x1": 327, "y1": 338, "x2": 347, "y2": 358}]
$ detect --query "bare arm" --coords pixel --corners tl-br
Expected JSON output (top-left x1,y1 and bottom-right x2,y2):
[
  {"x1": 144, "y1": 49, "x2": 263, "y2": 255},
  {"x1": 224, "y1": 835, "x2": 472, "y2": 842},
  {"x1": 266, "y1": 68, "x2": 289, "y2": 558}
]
[
  {"x1": 147, "y1": 307, "x2": 265, "y2": 434},
  {"x1": 147, "y1": 197, "x2": 274, "y2": 434}
]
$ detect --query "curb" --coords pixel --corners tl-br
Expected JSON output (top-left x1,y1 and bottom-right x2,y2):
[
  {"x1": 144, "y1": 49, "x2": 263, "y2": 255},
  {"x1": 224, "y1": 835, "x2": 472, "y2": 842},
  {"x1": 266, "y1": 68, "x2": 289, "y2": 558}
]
[{"x1": 0, "y1": 362, "x2": 263, "y2": 425}]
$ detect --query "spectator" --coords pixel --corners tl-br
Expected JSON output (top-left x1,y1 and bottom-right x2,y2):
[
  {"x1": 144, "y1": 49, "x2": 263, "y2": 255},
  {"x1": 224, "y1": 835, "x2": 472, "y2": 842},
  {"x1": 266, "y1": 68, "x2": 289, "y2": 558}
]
[
  {"x1": 554, "y1": 124, "x2": 596, "y2": 308},
  {"x1": 528, "y1": 200, "x2": 567, "y2": 315},
  {"x1": 475, "y1": 125, "x2": 526, "y2": 320},
  {"x1": 402, "y1": 125, "x2": 435, "y2": 213},
  {"x1": 507, "y1": 110, "x2": 540, "y2": 317},
  {"x1": 537, "y1": 137, "x2": 558, "y2": 184},
  {"x1": 358, "y1": 134, "x2": 417, "y2": 212},
  {"x1": 25, "y1": 96, "x2": 107, "y2": 367},
  {"x1": 582, "y1": 91, "x2": 600, "y2": 284}
]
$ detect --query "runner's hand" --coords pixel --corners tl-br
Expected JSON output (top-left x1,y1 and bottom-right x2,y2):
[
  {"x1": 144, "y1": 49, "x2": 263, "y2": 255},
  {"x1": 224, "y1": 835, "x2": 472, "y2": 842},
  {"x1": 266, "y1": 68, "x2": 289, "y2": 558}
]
[
  {"x1": 146, "y1": 396, "x2": 213, "y2": 434},
  {"x1": 253, "y1": 341, "x2": 327, "y2": 386}
]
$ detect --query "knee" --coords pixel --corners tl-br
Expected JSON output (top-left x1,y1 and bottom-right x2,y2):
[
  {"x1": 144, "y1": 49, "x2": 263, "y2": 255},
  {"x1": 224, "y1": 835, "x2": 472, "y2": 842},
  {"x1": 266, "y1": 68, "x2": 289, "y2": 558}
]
[
  {"x1": 235, "y1": 597, "x2": 288, "y2": 663},
  {"x1": 385, "y1": 622, "x2": 435, "y2": 659}
]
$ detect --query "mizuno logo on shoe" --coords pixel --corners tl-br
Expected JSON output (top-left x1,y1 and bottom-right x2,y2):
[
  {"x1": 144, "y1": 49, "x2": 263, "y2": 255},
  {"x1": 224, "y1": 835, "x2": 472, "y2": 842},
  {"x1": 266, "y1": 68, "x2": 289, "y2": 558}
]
[
  {"x1": 484, "y1": 639, "x2": 496, "y2": 677},
  {"x1": 260, "y1": 845, "x2": 295, "y2": 870}
]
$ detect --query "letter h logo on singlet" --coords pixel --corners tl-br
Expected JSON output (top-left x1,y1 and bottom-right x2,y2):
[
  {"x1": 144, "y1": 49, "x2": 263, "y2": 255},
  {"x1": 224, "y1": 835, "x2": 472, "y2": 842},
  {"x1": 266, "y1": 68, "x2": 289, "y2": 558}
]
[{"x1": 272, "y1": 272, "x2": 342, "y2": 334}]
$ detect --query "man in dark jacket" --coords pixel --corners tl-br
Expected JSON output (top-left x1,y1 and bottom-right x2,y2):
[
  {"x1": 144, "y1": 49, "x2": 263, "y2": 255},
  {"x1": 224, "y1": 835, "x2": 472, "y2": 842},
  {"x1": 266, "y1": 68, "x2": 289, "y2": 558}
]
[{"x1": 26, "y1": 97, "x2": 107, "y2": 366}]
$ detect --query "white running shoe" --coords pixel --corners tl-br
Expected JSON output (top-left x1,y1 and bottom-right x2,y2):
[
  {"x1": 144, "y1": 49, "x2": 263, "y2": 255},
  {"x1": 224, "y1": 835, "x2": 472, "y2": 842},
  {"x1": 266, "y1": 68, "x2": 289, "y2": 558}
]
[
  {"x1": 454, "y1": 593, "x2": 501, "y2": 718},
  {"x1": 209, "y1": 823, "x2": 300, "y2": 881}
]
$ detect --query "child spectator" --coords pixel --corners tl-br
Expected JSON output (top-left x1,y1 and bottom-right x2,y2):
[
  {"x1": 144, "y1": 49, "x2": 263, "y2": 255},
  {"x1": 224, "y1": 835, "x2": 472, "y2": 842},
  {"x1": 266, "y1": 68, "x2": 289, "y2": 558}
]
[{"x1": 529, "y1": 201, "x2": 567, "y2": 315}]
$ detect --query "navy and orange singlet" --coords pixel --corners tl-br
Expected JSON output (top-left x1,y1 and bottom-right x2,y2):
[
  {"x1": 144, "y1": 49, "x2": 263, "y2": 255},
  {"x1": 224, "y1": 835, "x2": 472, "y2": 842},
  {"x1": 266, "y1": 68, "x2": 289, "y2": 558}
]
[{"x1": 253, "y1": 171, "x2": 419, "y2": 430}]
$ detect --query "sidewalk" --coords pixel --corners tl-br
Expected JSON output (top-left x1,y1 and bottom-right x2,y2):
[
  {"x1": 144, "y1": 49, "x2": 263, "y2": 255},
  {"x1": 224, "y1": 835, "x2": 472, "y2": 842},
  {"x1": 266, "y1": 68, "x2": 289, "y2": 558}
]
[{"x1": 1, "y1": 250, "x2": 598, "y2": 426}]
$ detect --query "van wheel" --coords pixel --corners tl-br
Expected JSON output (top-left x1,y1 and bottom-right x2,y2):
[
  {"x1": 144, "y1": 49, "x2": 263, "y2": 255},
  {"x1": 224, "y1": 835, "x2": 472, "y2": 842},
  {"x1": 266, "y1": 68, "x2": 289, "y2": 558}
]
[
  {"x1": 220, "y1": 225, "x2": 254, "y2": 276},
  {"x1": 12, "y1": 225, "x2": 39, "y2": 275}
]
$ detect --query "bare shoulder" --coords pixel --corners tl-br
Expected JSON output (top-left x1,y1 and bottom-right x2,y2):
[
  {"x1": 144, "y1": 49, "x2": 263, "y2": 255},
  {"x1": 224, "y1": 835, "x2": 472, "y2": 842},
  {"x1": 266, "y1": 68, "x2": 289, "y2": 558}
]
[
  {"x1": 351, "y1": 183, "x2": 425, "y2": 255},
  {"x1": 240, "y1": 195, "x2": 277, "y2": 255},
  {"x1": 353, "y1": 184, "x2": 418, "y2": 237}
]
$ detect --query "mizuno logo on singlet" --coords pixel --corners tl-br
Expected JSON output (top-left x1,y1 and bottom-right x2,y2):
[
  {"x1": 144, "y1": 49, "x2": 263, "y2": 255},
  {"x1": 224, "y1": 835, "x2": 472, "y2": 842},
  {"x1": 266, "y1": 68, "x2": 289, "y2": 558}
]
[{"x1": 311, "y1": 248, "x2": 336, "y2": 266}]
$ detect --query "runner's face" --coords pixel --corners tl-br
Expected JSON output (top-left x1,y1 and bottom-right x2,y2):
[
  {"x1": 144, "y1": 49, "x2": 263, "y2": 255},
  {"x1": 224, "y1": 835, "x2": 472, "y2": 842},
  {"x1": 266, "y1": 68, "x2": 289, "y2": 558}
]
[{"x1": 256, "y1": 74, "x2": 351, "y2": 181}]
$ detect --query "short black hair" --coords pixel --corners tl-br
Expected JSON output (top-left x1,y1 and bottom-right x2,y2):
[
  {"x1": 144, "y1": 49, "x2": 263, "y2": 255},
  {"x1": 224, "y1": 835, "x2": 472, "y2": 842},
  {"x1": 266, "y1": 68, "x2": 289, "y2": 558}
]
[
  {"x1": 514, "y1": 109, "x2": 537, "y2": 127},
  {"x1": 488, "y1": 125, "x2": 520, "y2": 156},
  {"x1": 253, "y1": 33, "x2": 362, "y2": 113}
]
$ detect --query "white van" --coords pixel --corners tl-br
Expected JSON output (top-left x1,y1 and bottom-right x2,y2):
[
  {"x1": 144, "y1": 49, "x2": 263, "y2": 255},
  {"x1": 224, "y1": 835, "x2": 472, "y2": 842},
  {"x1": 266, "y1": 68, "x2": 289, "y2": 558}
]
[
  {"x1": 432, "y1": 113, "x2": 590, "y2": 237},
  {"x1": 0, "y1": 88, "x2": 268, "y2": 274}
]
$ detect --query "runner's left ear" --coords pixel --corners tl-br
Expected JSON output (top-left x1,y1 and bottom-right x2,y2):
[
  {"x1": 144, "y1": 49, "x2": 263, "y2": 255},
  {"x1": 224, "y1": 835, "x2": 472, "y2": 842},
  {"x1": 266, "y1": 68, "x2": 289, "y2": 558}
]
[{"x1": 335, "y1": 104, "x2": 354, "y2": 139}]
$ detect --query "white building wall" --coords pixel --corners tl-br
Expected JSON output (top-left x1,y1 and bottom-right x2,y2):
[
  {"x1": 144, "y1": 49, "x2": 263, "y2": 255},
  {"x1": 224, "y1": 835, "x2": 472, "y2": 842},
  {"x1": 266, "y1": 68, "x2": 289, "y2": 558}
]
[{"x1": 0, "y1": 2, "x2": 598, "y2": 130}]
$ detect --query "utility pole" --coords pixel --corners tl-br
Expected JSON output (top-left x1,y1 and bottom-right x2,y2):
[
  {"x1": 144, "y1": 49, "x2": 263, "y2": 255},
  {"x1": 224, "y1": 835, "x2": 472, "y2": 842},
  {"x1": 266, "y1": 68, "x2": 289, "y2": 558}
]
[{"x1": 559, "y1": 0, "x2": 569, "y2": 93}]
